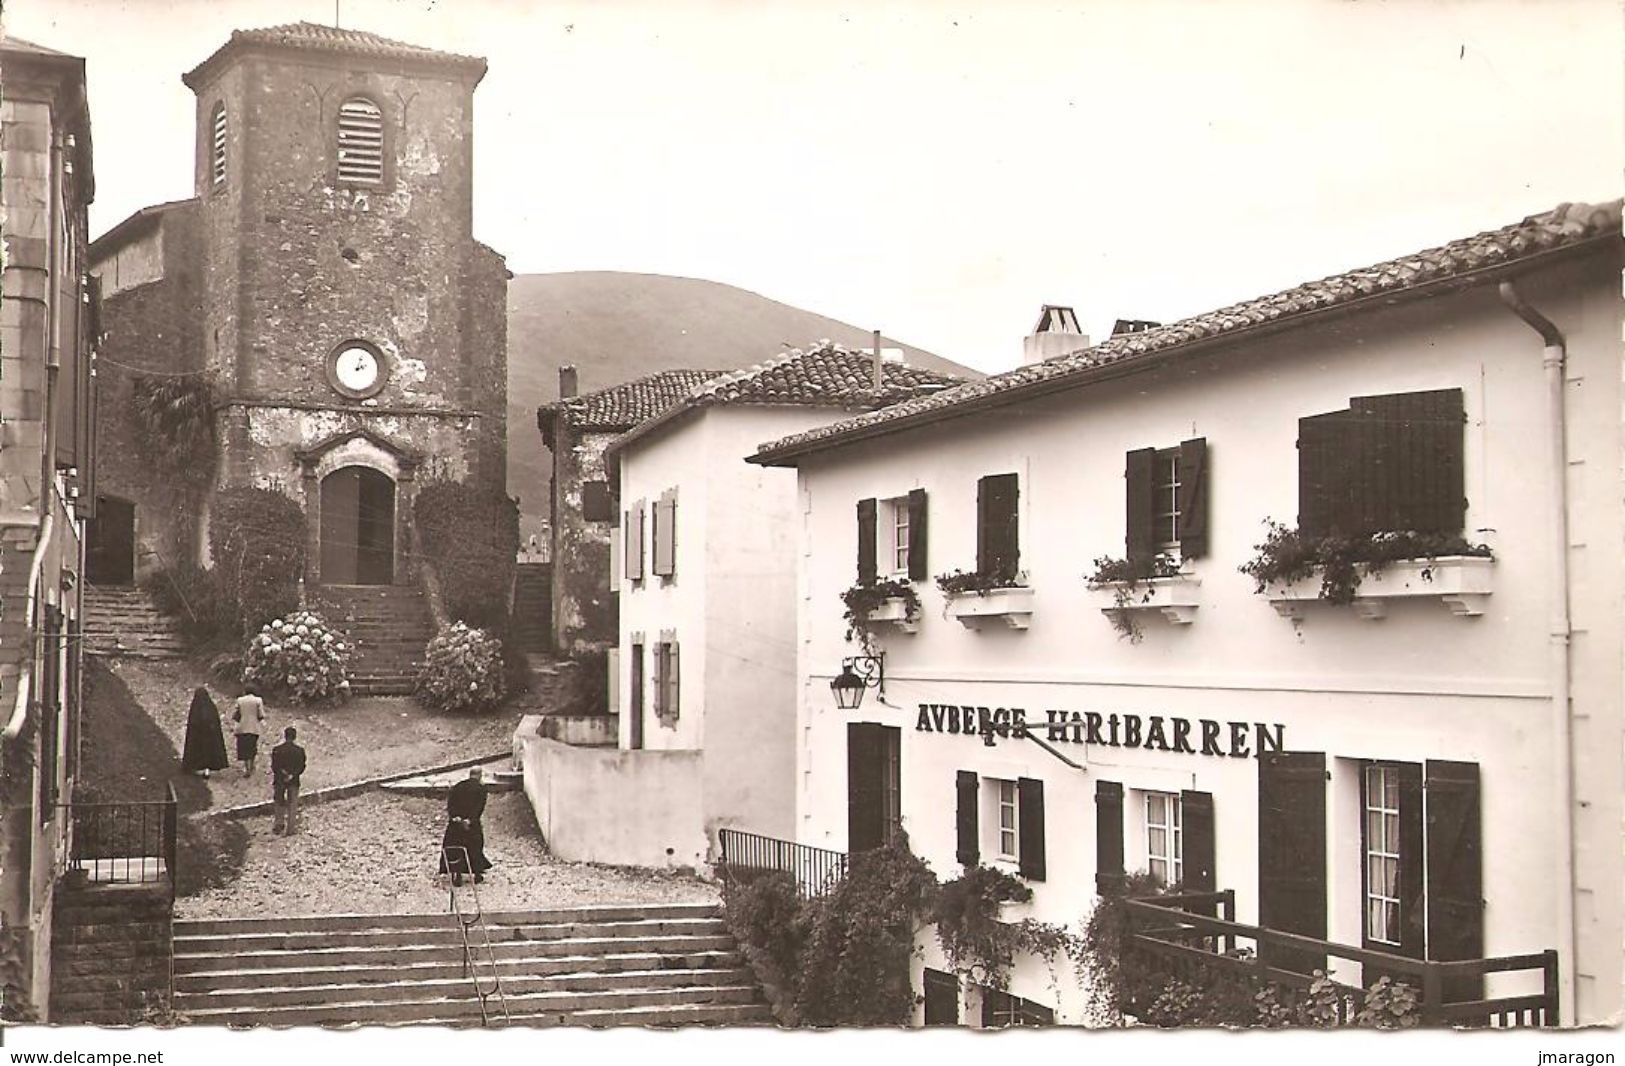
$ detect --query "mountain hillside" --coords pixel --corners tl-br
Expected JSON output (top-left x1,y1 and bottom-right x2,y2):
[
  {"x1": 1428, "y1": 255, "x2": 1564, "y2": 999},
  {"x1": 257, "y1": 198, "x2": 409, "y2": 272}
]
[{"x1": 506, "y1": 271, "x2": 979, "y2": 536}]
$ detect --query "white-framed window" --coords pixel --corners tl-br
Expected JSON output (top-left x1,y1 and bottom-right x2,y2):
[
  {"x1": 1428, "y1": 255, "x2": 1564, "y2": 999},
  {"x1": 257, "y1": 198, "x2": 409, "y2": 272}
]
[
  {"x1": 1364, "y1": 764, "x2": 1402, "y2": 946},
  {"x1": 1153, "y1": 447, "x2": 1182, "y2": 554},
  {"x1": 1145, "y1": 791, "x2": 1183, "y2": 886},
  {"x1": 337, "y1": 96, "x2": 385, "y2": 185},
  {"x1": 886, "y1": 496, "x2": 910, "y2": 575},
  {"x1": 995, "y1": 779, "x2": 1018, "y2": 861}
]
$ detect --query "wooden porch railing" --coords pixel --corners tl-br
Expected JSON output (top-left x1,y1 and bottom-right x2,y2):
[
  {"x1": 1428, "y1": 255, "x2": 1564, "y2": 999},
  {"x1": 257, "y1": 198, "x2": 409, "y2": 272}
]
[
  {"x1": 1124, "y1": 891, "x2": 1558, "y2": 1028},
  {"x1": 717, "y1": 828, "x2": 848, "y2": 899}
]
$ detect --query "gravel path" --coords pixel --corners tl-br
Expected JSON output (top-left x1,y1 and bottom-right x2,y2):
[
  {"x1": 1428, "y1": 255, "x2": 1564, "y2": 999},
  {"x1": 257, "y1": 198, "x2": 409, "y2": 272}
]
[
  {"x1": 175, "y1": 791, "x2": 719, "y2": 920},
  {"x1": 107, "y1": 658, "x2": 518, "y2": 810}
]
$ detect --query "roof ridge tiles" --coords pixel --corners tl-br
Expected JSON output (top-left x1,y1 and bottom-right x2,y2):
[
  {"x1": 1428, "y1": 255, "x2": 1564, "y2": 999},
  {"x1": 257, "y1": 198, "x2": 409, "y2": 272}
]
[{"x1": 753, "y1": 198, "x2": 1622, "y2": 461}]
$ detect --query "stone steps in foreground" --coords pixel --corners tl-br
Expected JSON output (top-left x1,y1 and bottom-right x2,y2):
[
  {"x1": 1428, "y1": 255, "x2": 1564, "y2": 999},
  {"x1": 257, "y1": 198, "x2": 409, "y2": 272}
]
[
  {"x1": 179, "y1": 981, "x2": 763, "y2": 1027},
  {"x1": 168, "y1": 902, "x2": 759, "y2": 1027}
]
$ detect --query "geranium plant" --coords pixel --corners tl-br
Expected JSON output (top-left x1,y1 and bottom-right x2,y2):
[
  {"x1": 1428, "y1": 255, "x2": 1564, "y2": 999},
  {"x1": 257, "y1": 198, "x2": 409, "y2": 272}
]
[
  {"x1": 1239, "y1": 520, "x2": 1492, "y2": 605},
  {"x1": 935, "y1": 568, "x2": 1026, "y2": 597},
  {"x1": 416, "y1": 622, "x2": 507, "y2": 714},
  {"x1": 1087, "y1": 553, "x2": 1184, "y2": 642},
  {"x1": 840, "y1": 578, "x2": 922, "y2": 653},
  {"x1": 242, "y1": 610, "x2": 351, "y2": 703}
]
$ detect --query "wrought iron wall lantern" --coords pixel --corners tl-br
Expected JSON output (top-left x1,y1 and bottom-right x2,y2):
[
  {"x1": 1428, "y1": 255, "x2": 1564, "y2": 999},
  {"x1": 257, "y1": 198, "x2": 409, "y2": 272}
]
[{"x1": 830, "y1": 654, "x2": 885, "y2": 710}]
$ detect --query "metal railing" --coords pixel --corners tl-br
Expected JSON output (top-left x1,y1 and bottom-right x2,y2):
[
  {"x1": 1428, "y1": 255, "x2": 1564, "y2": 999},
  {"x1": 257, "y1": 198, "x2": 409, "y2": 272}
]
[
  {"x1": 1123, "y1": 890, "x2": 1559, "y2": 1027},
  {"x1": 444, "y1": 846, "x2": 509, "y2": 1027},
  {"x1": 57, "y1": 784, "x2": 179, "y2": 898},
  {"x1": 717, "y1": 828, "x2": 848, "y2": 899}
]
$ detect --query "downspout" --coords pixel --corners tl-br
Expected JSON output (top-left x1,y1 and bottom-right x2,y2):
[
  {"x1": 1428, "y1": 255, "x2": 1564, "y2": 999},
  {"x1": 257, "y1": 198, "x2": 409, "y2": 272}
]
[
  {"x1": 4, "y1": 129, "x2": 68, "y2": 741},
  {"x1": 1496, "y1": 280, "x2": 1576, "y2": 1024},
  {"x1": 1, "y1": 514, "x2": 56, "y2": 741}
]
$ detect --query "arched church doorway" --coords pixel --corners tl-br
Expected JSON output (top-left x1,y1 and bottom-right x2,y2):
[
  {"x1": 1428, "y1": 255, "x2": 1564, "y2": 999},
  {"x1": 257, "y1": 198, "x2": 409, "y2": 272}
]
[
  {"x1": 86, "y1": 496, "x2": 136, "y2": 585},
  {"x1": 320, "y1": 466, "x2": 395, "y2": 585}
]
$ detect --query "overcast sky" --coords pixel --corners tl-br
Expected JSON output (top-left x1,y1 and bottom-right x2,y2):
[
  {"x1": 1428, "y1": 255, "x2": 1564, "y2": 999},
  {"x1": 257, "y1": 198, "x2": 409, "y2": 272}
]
[{"x1": 5, "y1": 0, "x2": 1620, "y2": 373}]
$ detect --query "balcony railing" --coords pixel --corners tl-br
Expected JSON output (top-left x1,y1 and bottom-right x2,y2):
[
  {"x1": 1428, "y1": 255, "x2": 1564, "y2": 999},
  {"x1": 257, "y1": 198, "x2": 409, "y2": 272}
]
[
  {"x1": 1124, "y1": 890, "x2": 1558, "y2": 1028},
  {"x1": 717, "y1": 828, "x2": 848, "y2": 899},
  {"x1": 57, "y1": 786, "x2": 178, "y2": 898}
]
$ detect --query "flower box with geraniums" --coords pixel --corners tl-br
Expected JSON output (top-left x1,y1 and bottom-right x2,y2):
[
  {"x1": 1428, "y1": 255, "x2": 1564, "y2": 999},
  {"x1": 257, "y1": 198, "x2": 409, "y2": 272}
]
[
  {"x1": 935, "y1": 570, "x2": 1034, "y2": 630},
  {"x1": 1087, "y1": 553, "x2": 1200, "y2": 641},
  {"x1": 1240, "y1": 521, "x2": 1494, "y2": 621},
  {"x1": 840, "y1": 578, "x2": 923, "y2": 648},
  {"x1": 242, "y1": 611, "x2": 351, "y2": 704}
]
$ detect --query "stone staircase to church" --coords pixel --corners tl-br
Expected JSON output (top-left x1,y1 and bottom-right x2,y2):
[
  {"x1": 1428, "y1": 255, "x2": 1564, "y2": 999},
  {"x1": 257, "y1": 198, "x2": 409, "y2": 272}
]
[
  {"x1": 311, "y1": 585, "x2": 434, "y2": 696},
  {"x1": 171, "y1": 902, "x2": 769, "y2": 1027},
  {"x1": 510, "y1": 562, "x2": 552, "y2": 652},
  {"x1": 83, "y1": 584, "x2": 187, "y2": 659}
]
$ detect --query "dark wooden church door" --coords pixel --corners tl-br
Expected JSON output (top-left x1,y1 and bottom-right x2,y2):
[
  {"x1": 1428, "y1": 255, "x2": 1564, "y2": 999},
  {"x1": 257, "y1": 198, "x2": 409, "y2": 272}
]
[{"x1": 320, "y1": 466, "x2": 395, "y2": 585}]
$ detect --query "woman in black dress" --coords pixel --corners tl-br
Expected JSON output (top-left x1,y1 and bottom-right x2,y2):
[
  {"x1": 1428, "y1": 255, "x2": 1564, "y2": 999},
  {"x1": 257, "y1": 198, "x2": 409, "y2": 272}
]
[
  {"x1": 439, "y1": 767, "x2": 493, "y2": 885},
  {"x1": 180, "y1": 686, "x2": 230, "y2": 778}
]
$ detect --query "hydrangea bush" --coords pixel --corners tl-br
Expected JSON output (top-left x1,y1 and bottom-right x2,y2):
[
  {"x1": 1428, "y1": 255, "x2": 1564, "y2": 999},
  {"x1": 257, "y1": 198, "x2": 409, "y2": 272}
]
[
  {"x1": 242, "y1": 611, "x2": 351, "y2": 703},
  {"x1": 416, "y1": 622, "x2": 506, "y2": 714}
]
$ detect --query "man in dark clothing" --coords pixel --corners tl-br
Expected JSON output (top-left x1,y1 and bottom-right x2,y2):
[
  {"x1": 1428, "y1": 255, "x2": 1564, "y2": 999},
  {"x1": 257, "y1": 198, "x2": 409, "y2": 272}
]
[
  {"x1": 439, "y1": 767, "x2": 493, "y2": 885},
  {"x1": 271, "y1": 726, "x2": 307, "y2": 836}
]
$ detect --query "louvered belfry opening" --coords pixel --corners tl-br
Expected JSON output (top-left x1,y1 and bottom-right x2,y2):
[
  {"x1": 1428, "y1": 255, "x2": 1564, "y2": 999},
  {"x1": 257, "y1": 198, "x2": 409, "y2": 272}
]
[
  {"x1": 337, "y1": 96, "x2": 385, "y2": 185},
  {"x1": 211, "y1": 103, "x2": 227, "y2": 186}
]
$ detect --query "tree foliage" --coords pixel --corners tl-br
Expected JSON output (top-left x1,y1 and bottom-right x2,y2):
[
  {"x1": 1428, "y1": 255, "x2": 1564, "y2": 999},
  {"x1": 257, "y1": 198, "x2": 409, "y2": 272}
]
[
  {"x1": 411, "y1": 480, "x2": 519, "y2": 633},
  {"x1": 209, "y1": 487, "x2": 305, "y2": 636}
]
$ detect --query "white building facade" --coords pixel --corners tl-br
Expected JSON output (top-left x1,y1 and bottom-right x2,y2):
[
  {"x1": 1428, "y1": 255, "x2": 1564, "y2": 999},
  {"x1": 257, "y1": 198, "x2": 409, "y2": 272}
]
[
  {"x1": 518, "y1": 345, "x2": 960, "y2": 870},
  {"x1": 753, "y1": 202, "x2": 1623, "y2": 1028}
]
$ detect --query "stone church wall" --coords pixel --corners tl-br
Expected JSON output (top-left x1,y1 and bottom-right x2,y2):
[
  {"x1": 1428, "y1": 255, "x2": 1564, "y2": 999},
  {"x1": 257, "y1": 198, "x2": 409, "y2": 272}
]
[{"x1": 93, "y1": 205, "x2": 207, "y2": 581}]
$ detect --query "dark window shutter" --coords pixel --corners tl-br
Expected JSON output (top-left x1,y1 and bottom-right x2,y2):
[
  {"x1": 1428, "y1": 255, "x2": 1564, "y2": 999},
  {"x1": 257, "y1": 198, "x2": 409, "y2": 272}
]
[
  {"x1": 1352, "y1": 389, "x2": 1465, "y2": 535},
  {"x1": 669, "y1": 641, "x2": 680, "y2": 721},
  {"x1": 1257, "y1": 751, "x2": 1327, "y2": 974},
  {"x1": 856, "y1": 498, "x2": 878, "y2": 585},
  {"x1": 976, "y1": 473, "x2": 1019, "y2": 582},
  {"x1": 1425, "y1": 760, "x2": 1484, "y2": 1003},
  {"x1": 1297, "y1": 410, "x2": 1360, "y2": 537},
  {"x1": 923, "y1": 969, "x2": 959, "y2": 1026},
  {"x1": 1396, "y1": 763, "x2": 1425, "y2": 958},
  {"x1": 955, "y1": 770, "x2": 979, "y2": 868},
  {"x1": 847, "y1": 723, "x2": 883, "y2": 853},
  {"x1": 906, "y1": 488, "x2": 929, "y2": 582},
  {"x1": 1175, "y1": 438, "x2": 1209, "y2": 559},
  {"x1": 1017, "y1": 777, "x2": 1046, "y2": 882},
  {"x1": 1181, "y1": 790, "x2": 1216, "y2": 893},
  {"x1": 1125, "y1": 448, "x2": 1157, "y2": 561},
  {"x1": 1094, "y1": 779, "x2": 1124, "y2": 896}
]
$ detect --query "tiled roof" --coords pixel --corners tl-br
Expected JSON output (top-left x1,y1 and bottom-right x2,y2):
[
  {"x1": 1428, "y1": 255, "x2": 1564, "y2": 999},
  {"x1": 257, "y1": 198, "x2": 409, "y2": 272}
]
[
  {"x1": 545, "y1": 369, "x2": 729, "y2": 432},
  {"x1": 1, "y1": 37, "x2": 75, "y2": 57},
  {"x1": 690, "y1": 343, "x2": 961, "y2": 406},
  {"x1": 754, "y1": 200, "x2": 1623, "y2": 463},
  {"x1": 606, "y1": 342, "x2": 965, "y2": 459},
  {"x1": 183, "y1": 22, "x2": 486, "y2": 88}
]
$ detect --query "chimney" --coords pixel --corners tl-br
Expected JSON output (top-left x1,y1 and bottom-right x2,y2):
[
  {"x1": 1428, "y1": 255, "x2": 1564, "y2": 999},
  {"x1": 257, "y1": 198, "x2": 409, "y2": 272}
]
[
  {"x1": 559, "y1": 365, "x2": 578, "y2": 399},
  {"x1": 1023, "y1": 305, "x2": 1089, "y2": 366},
  {"x1": 872, "y1": 330, "x2": 883, "y2": 390}
]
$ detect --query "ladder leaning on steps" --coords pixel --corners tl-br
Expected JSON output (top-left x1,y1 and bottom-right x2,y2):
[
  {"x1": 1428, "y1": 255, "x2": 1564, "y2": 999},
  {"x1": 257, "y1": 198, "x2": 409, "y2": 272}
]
[{"x1": 444, "y1": 847, "x2": 510, "y2": 1027}]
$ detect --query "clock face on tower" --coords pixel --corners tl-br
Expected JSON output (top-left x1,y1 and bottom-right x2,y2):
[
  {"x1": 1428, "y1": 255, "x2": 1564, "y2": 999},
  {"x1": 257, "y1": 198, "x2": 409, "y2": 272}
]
[{"x1": 327, "y1": 341, "x2": 388, "y2": 399}]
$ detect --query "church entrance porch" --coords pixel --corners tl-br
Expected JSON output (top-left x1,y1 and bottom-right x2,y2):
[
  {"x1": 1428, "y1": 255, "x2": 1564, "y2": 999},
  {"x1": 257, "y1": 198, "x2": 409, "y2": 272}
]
[{"x1": 320, "y1": 466, "x2": 395, "y2": 585}]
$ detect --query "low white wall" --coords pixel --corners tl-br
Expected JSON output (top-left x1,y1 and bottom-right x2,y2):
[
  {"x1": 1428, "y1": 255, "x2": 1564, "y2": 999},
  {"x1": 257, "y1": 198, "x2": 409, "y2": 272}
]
[{"x1": 519, "y1": 736, "x2": 707, "y2": 869}]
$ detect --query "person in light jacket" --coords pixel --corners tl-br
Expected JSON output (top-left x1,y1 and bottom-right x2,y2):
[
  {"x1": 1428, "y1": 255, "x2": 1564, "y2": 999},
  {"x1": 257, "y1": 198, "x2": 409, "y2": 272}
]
[{"x1": 232, "y1": 688, "x2": 267, "y2": 777}]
